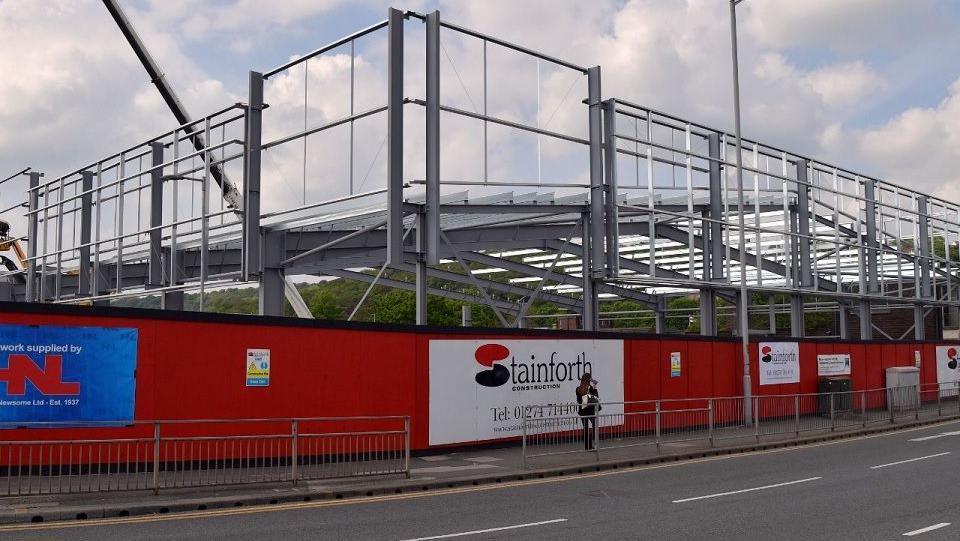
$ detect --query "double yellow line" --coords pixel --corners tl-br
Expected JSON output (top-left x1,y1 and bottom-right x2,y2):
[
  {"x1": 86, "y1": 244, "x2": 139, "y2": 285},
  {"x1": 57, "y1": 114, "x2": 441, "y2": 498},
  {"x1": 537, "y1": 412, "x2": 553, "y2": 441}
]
[{"x1": 3, "y1": 418, "x2": 956, "y2": 533}]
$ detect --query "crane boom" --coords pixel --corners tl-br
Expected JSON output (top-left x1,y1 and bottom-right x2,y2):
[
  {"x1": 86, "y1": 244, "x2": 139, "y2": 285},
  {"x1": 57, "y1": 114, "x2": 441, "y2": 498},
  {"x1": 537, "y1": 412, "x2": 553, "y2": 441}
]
[
  {"x1": 101, "y1": 1, "x2": 313, "y2": 318},
  {"x1": 101, "y1": 0, "x2": 244, "y2": 210}
]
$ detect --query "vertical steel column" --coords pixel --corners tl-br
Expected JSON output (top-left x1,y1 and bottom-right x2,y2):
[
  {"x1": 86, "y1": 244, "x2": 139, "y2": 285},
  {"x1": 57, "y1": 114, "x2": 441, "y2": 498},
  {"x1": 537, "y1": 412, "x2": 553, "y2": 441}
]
[
  {"x1": 789, "y1": 208, "x2": 800, "y2": 284},
  {"x1": 914, "y1": 304, "x2": 926, "y2": 340},
  {"x1": 161, "y1": 248, "x2": 184, "y2": 310},
  {"x1": 700, "y1": 289, "x2": 717, "y2": 337},
  {"x1": 602, "y1": 99, "x2": 620, "y2": 275},
  {"x1": 25, "y1": 172, "x2": 40, "y2": 302},
  {"x1": 587, "y1": 67, "x2": 605, "y2": 281},
  {"x1": 860, "y1": 300, "x2": 873, "y2": 340},
  {"x1": 148, "y1": 142, "x2": 164, "y2": 288},
  {"x1": 917, "y1": 196, "x2": 932, "y2": 298},
  {"x1": 767, "y1": 294, "x2": 776, "y2": 334},
  {"x1": 416, "y1": 213, "x2": 428, "y2": 325},
  {"x1": 701, "y1": 132, "x2": 722, "y2": 337},
  {"x1": 838, "y1": 302, "x2": 849, "y2": 339},
  {"x1": 461, "y1": 304, "x2": 472, "y2": 327},
  {"x1": 861, "y1": 177, "x2": 878, "y2": 339},
  {"x1": 707, "y1": 134, "x2": 724, "y2": 280},
  {"x1": 386, "y1": 8, "x2": 405, "y2": 266},
  {"x1": 78, "y1": 171, "x2": 93, "y2": 297},
  {"x1": 790, "y1": 295, "x2": 804, "y2": 338},
  {"x1": 260, "y1": 230, "x2": 285, "y2": 316},
  {"x1": 199, "y1": 117, "x2": 211, "y2": 311},
  {"x1": 864, "y1": 178, "x2": 879, "y2": 293},
  {"x1": 424, "y1": 11, "x2": 440, "y2": 266},
  {"x1": 795, "y1": 160, "x2": 812, "y2": 287},
  {"x1": 581, "y1": 213, "x2": 597, "y2": 331},
  {"x1": 245, "y1": 71, "x2": 264, "y2": 282},
  {"x1": 916, "y1": 196, "x2": 932, "y2": 339},
  {"x1": 792, "y1": 159, "x2": 810, "y2": 338},
  {"x1": 655, "y1": 296, "x2": 667, "y2": 334}
]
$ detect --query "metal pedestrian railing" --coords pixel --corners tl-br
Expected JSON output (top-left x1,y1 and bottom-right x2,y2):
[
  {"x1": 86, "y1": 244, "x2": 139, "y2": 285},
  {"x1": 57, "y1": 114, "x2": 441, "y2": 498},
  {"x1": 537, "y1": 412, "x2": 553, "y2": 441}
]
[
  {"x1": 0, "y1": 416, "x2": 410, "y2": 496},
  {"x1": 522, "y1": 383, "x2": 960, "y2": 468}
]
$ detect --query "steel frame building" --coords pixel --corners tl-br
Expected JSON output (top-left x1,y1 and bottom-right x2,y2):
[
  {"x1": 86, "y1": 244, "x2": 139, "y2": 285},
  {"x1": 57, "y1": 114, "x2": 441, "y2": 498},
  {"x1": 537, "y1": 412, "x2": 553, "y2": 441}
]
[{"x1": 1, "y1": 7, "x2": 959, "y2": 340}]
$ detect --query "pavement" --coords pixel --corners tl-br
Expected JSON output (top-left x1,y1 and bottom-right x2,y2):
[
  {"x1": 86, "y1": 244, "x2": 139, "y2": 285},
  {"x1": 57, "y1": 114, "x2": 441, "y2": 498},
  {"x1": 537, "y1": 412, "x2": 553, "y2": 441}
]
[
  {"x1": 0, "y1": 408, "x2": 960, "y2": 539},
  {"x1": 1, "y1": 413, "x2": 960, "y2": 539}
]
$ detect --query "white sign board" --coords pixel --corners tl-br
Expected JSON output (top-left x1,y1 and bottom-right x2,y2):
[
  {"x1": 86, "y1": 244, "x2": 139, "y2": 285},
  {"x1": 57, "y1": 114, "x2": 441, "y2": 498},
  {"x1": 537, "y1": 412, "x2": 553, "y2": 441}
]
[
  {"x1": 429, "y1": 340, "x2": 624, "y2": 446},
  {"x1": 758, "y1": 342, "x2": 800, "y2": 385},
  {"x1": 936, "y1": 346, "x2": 960, "y2": 396},
  {"x1": 245, "y1": 349, "x2": 270, "y2": 387},
  {"x1": 817, "y1": 353, "x2": 851, "y2": 377}
]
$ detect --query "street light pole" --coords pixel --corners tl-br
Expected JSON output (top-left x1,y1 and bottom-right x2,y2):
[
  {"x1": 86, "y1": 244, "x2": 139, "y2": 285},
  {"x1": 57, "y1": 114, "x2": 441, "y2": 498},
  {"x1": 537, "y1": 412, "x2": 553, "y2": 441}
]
[{"x1": 729, "y1": 0, "x2": 752, "y2": 425}]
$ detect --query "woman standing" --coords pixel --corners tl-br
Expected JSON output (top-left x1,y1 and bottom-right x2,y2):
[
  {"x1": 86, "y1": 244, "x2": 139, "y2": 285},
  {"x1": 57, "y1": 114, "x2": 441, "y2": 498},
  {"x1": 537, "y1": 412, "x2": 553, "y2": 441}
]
[{"x1": 576, "y1": 373, "x2": 600, "y2": 450}]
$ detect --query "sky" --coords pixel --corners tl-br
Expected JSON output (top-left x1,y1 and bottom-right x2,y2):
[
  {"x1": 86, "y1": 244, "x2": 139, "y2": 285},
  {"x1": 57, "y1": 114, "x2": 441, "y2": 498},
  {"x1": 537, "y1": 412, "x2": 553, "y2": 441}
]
[{"x1": 1, "y1": 0, "x2": 959, "y2": 230}]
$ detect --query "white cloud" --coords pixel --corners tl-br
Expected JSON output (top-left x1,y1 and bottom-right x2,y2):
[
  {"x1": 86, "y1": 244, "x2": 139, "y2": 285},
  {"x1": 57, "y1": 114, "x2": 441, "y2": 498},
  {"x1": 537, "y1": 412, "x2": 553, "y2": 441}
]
[
  {"x1": 144, "y1": 0, "x2": 356, "y2": 37},
  {"x1": 851, "y1": 77, "x2": 960, "y2": 200},
  {"x1": 804, "y1": 61, "x2": 886, "y2": 108},
  {"x1": 743, "y1": 0, "x2": 948, "y2": 53}
]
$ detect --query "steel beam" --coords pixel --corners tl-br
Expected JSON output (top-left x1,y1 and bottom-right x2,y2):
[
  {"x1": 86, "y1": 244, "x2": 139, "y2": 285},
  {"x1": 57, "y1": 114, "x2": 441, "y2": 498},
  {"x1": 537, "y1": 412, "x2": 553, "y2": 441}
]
[
  {"x1": 149, "y1": 142, "x2": 163, "y2": 288},
  {"x1": 25, "y1": 172, "x2": 40, "y2": 302},
  {"x1": 78, "y1": 171, "x2": 93, "y2": 297},
  {"x1": 838, "y1": 302, "x2": 849, "y2": 339},
  {"x1": 767, "y1": 294, "x2": 776, "y2": 335},
  {"x1": 863, "y1": 177, "x2": 879, "y2": 293},
  {"x1": 914, "y1": 304, "x2": 926, "y2": 340},
  {"x1": 707, "y1": 133, "x2": 724, "y2": 280},
  {"x1": 700, "y1": 289, "x2": 717, "y2": 336},
  {"x1": 456, "y1": 248, "x2": 657, "y2": 307},
  {"x1": 387, "y1": 7, "x2": 405, "y2": 266},
  {"x1": 859, "y1": 300, "x2": 873, "y2": 339},
  {"x1": 260, "y1": 230, "x2": 285, "y2": 316},
  {"x1": 654, "y1": 296, "x2": 666, "y2": 334},
  {"x1": 581, "y1": 215, "x2": 596, "y2": 331},
  {"x1": 396, "y1": 262, "x2": 581, "y2": 310},
  {"x1": 917, "y1": 195, "x2": 932, "y2": 298},
  {"x1": 587, "y1": 67, "x2": 605, "y2": 281},
  {"x1": 795, "y1": 159, "x2": 812, "y2": 287},
  {"x1": 602, "y1": 99, "x2": 619, "y2": 274},
  {"x1": 790, "y1": 294, "x2": 804, "y2": 338},
  {"x1": 245, "y1": 71, "x2": 264, "y2": 281},
  {"x1": 633, "y1": 221, "x2": 839, "y2": 292},
  {"x1": 814, "y1": 212, "x2": 957, "y2": 283},
  {"x1": 415, "y1": 214, "x2": 428, "y2": 325},
  {"x1": 160, "y1": 247, "x2": 184, "y2": 310},
  {"x1": 425, "y1": 10, "x2": 440, "y2": 266}
]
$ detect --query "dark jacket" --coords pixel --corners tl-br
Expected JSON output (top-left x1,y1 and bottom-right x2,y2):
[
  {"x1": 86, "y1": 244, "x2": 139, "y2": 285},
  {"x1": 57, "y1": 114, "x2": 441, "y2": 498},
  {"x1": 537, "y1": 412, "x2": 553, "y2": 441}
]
[{"x1": 576, "y1": 386, "x2": 600, "y2": 417}]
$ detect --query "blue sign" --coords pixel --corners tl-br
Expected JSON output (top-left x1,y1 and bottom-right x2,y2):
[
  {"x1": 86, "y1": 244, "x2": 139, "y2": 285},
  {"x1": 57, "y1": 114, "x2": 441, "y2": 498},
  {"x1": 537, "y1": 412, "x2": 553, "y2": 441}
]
[{"x1": 0, "y1": 324, "x2": 138, "y2": 427}]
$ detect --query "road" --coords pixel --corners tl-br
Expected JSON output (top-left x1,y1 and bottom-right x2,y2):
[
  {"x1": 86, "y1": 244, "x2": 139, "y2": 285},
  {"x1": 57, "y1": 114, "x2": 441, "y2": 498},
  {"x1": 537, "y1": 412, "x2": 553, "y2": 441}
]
[{"x1": 3, "y1": 420, "x2": 960, "y2": 540}]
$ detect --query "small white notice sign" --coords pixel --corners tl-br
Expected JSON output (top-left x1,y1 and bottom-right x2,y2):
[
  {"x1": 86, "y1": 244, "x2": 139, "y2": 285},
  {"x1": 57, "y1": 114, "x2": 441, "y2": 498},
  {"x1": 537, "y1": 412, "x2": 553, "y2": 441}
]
[{"x1": 817, "y1": 353, "x2": 851, "y2": 377}]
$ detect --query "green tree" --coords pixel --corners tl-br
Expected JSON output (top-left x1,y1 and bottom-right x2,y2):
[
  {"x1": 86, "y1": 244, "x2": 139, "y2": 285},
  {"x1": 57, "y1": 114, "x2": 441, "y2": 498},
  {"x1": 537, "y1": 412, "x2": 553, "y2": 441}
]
[
  {"x1": 307, "y1": 289, "x2": 343, "y2": 320},
  {"x1": 602, "y1": 299, "x2": 654, "y2": 329},
  {"x1": 666, "y1": 296, "x2": 698, "y2": 332},
  {"x1": 370, "y1": 289, "x2": 416, "y2": 324}
]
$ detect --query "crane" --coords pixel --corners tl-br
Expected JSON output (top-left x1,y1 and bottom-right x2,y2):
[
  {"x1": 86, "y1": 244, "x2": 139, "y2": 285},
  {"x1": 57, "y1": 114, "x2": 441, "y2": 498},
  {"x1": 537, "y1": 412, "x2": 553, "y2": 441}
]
[{"x1": 101, "y1": 0, "x2": 313, "y2": 317}]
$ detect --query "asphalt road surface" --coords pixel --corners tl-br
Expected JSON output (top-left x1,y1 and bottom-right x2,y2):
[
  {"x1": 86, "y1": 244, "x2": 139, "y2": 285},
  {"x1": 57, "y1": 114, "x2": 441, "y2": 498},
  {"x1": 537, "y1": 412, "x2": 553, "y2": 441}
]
[{"x1": 4, "y1": 420, "x2": 960, "y2": 541}]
